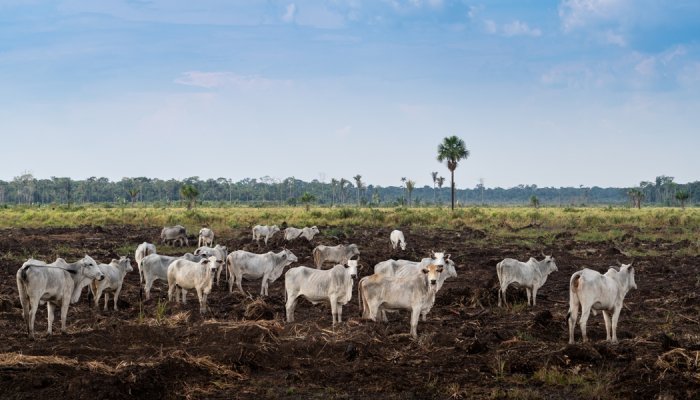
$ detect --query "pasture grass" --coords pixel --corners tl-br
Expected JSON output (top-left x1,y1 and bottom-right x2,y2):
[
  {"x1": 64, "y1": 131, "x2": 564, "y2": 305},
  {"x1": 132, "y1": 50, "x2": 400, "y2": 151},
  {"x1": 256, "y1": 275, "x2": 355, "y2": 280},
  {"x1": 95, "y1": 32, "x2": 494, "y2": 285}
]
[{"x1": 0, "y1": 205, "x2": 698, "y2": 246}]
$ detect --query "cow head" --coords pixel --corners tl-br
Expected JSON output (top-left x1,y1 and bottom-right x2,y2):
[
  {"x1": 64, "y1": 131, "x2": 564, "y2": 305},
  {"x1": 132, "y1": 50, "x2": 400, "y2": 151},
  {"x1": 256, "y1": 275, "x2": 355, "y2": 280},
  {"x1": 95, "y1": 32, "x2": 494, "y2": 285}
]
[
  {"x1": 621, "y1": 262, "x2": 637, "y2": 290},
  {"x1": 400, "y1": 240, "x2": 407, "y2": 251},
  {"x1": 80, "y1": 255, "x2": 105, "y2": 281},
  {"x1": 421, "y1": 263, "x2": 443, "y2": 287},
  {"x1": 542, "y1": 255, "x2": 558, "y2": 273},
  {"x1": 205, "y1": 256, "x2": 219, "y2": 272},
  {"x1": 346, "y1": 259, "x2": 358, "y2": 279},
  {"x1": 111, "y1": 256, "x2": 133, "y2": 273},
  {"x1": 348, "y1": 244, "x2": 360, "y2": 258}
]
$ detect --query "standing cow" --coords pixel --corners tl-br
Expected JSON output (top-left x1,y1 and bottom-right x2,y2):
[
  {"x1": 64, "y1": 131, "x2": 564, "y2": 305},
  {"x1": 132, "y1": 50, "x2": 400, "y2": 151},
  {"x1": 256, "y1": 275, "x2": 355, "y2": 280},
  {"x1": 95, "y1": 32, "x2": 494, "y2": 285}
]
[
  {"x1": 496, "y1": 255, "x2": 558, "y2": 307},
  {"x1": 568, "y1": 263, "x2": 637, "y2": 344},
  {"x1": 198, "y1": 228, "x2": 214, "y2": 247},
  {"x1": 91, "y1": 256, "x2": 133, "y2": 311},
  {"x1": 194, "y1": 244, "x2": 228, "y2": 285},
  {"x1": 135, "y1": 242, "x2": 156, "y2": 284},
  {"x1": 167, "y1": 256, "x2": 218, "y2": 314},
  {"x1": 252, "y1": 225, "x2": 280, "y2": 246},
  {"x1": 285, "y1": 260, "x2": 358, "y2": 325},
  {"x1": 16, "y1": 256, "x2": 105, "y2": 340},
  {"x1": 227, "y1": 249, "x2": 298, "y2": 296},
  {"x1": 390, "y1": 230, "x2": 407, "y2": 250},
  {"x1": 312, "y1": 244, "x2": 360, "y2": 269}
]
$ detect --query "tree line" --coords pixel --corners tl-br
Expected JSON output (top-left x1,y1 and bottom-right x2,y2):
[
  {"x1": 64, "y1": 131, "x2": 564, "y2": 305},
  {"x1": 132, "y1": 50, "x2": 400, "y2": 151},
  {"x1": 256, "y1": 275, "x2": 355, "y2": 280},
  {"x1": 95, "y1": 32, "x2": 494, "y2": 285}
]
[{"x1": 1, "y1": 173, "x2": 697, "y2": 208}]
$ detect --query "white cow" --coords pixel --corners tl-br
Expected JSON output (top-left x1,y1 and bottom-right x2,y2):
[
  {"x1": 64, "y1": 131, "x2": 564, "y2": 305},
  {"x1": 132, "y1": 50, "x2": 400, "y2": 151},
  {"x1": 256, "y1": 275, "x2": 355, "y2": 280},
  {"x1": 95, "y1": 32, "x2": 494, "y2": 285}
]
[
  {"x1": 161, "y1": 225, "x2": 188, "y2": 247},
  {"x1": 227, "y1": 249, "x2": 298, "y2": 296},
  {"x1": 358, "y1": 263, "x2": 443, "y2": 338},
  {"x1": 567, "y1": 264, "x2": 637, "y2": 344},
  {"x1": 285, "y1": 260, "x2": 358, "y2": 325},
  {"x1": 284, "y1": 226, "x2": 320, "y2": 241},
  {"x1": 283, "y1": 227, "x2": 303, "y2": 241},
  {"x1": 301, "y1": 226, "x2": 320, "y2": 241},
  {"x1": 312, "y1": 244, "x2": 360, "y2": 269},
  {"x1": 167, "y1": 256, "x2": 218, "y2": 314},
  {"x1": 141, "y1": 254, "x2": 180, "y2": 299},
  {"x1": 252, "y1": 225, "x2": 280, "y2": 246},
  {"x1": 198, "y1": 228, "x2": 214, "y2": 247},
  {"x1": 194, "y1": 244, "x2": 228, "y2": 285},
  {"x1": 16, "y1": 256, "x2": 105, "y2": 340},
  {"x1": 496, "y1": 255, "x2": 558, "y2": 307},
  {"x1": 390, "y1": 230, "x2": 407, "y2": 250},
  {"x1": 135, "y1": 242, "x2": 157, "y2": 284},
  {"x1": 90, "y1": 256, "x2": 133, "y2": 311}
]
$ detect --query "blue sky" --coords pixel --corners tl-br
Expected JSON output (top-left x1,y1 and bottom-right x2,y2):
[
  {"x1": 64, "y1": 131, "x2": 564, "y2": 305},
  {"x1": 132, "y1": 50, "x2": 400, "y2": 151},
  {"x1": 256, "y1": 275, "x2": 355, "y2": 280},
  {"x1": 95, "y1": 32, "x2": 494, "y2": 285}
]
[{"x1": 1, "y1": 0, "x2": 699, "y2": 188}]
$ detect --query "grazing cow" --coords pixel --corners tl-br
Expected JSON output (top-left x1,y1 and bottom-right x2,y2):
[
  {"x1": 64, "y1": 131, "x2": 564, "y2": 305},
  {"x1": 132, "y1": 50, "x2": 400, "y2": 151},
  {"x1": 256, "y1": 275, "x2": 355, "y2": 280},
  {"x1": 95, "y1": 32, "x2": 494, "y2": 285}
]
[
  {"x1": 194, "y1": 244, "x2": 228, "y2": 285},
  {"x1": 134, "y1": 242, "x2": 157, "y2": 284},
  {"x1": 284, "y1": 226, "x2": 320, "y2": 241},
  {"x1": 567, "y1": 263, "x2": 637, "y2": 344},
  {"x1": 227, "y1": 249, "x2": 298, "y2": 296},
  {"x1": 16, "y1": 256, "x2": 105, "y2": 340},
  {"x1": 496, "y1": 255, "x2": 558, "y2": 307},
  {"x1": 198, "y1": 228, "x2": 214, "y2": 247},
  {"x1": 161, "y1": 225, "x2": 188, "y2": 247},
  {"x1": 390, "y1": 230, "x2": 407, "y2": 250},
  {"x1": 285, "y1": 260, "x2": 358, "y2": 325},
  {"x1": 91, "y1": 256, "x2": 133, "y2": 311},
  {"x1": 252, "y1": 225, "x2": 280, "y2": 246},
  {"x1": 312, "y1": 244, "x2": 360, "y2": 269},
  {"x1": 167, "y1": 256, "x2": 218, "y2": 314},
  {"x1": 358, "y1": 263, "x2": 443, "y2": 338}
]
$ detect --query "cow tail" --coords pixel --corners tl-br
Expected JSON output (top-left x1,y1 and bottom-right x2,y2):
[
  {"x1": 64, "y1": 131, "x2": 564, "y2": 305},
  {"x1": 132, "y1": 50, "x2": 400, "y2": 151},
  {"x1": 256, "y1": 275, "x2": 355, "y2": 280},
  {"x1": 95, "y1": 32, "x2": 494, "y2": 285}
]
[
  {"x1": 16, "y1": 268, "x2": 30, "y2": 333},
  {"x1": 495, "y1": 261, "x2": 503, "y2": 285},
  {"x1": 357, "y1": 278, "x2": 365, "y2": 318},
  {"x1": 138, "y1": 259, "x2": 144, "y2": 285},
  {"x1": 312, "y1": 248, "x2": 320, "y2": 268},
  {"x1": 567, "y1": 271, "x2": 582, "y2": 320}
]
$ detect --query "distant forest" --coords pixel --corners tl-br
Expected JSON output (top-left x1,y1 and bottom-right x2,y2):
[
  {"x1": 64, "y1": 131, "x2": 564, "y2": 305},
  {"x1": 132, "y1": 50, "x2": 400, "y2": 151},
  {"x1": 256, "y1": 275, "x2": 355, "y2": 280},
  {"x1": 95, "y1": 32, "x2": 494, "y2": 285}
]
[{"x1": 0, "y1": 174, "x2": 696, "y2": 208}]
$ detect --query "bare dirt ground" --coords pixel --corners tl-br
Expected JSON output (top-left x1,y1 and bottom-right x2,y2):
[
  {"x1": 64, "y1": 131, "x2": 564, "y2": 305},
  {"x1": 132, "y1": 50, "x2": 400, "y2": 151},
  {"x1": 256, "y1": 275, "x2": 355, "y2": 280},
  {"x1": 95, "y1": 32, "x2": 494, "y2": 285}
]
[{"x1": 0, "y1": 224, "x2": 698, "y2": 399}]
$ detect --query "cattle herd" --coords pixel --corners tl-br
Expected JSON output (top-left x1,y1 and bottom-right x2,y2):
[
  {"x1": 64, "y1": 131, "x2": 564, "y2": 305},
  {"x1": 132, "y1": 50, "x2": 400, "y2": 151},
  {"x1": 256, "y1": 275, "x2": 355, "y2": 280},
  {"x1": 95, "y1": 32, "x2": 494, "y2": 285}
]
[{"x1": 15, "y1": 224, "x2": 638, "y2": 345}]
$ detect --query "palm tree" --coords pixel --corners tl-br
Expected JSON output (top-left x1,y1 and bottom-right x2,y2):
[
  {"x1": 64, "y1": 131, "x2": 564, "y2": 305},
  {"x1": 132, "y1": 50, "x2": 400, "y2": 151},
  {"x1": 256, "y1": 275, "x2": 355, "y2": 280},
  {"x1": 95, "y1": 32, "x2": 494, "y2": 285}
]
[
  {"x1": 330, "y1": 178, "x2": 338, "y2": 206},
  {"x1": 437, "y1": 136, "x2": 470, "y2": 210},
  {"x1": 127, "y1": 188, "x2": 140, "y2": 206},
  {"x1": 300, "y1": 192, "x2": 316, "y2": 211},
  {"x1": 436, "y1": 176, "x2": 445, "y2": 205},
  {"x1": 676, "y1": 190, "x2": 690, "y2": 209},
  {"x1": 406, "y1": 180, "x2": 416, "y2": 207},
  {"x1": 180, "y1": 184, "x2": 200, "y2": 210},
  {"x1": 353, "y1": 175, "x2": 363, "y2": 206},
  {"x1": 627, "y1": 188, "x2": 644, "y2": 209},
  {"x1": 400, "y1": 177, "x2": 407, "y2": 205},
  {"x1": 339, "y1": 178, "x2": 348, "y2": 204},
  {"x1": 431, "y1": 172, "x2": 438, "y2": 205},
  {"x1": 530, "y1": 195, "x2": 540, "y2": 208}
]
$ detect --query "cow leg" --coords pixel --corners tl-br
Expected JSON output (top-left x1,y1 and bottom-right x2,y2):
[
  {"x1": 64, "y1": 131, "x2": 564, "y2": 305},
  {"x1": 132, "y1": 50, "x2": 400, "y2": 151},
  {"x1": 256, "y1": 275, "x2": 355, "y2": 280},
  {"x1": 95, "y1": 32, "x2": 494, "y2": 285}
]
[
  {"x1": 168, "y1": 282, "x2": 176, "y2": 302},
  {"x1": 410, "y1": 306, "x2": 421, "y2": 339},
  {"x1": 196, "y1": 288, "x2": 204, "y2": 314},
  {"x1": 144, "y1": 278, "x2": 153, "y2": 300},
  {"x1": 103, "y1": 292, "x2": 110, "y2": 311},
  {"x1": 285, "y1": 293, "x2": 299, "y2": 322},
  {"x1": 532, "y1": 286, "x2": 539, "y2": 306},
  {"x1": 568, "y1": 300, "x2": 580, "y2": 344},
  {"x1": 420, "y1": 311, "x2": 427, "y2": 322},
  {"x1": 181, "y1": 288, "x2": 188, "y2": 304},
  {"x1": 237, "y1": 272, "x2": 246, "y2": 295},
  {"x1": 337, "y1": 303, "x2": 343, "y2": 324},
  {"x1": 260, "y1": 275, "x2": 269, "y2": 296},
  {"x1": 602, "y1": 310, "x2": 612, "y2": 342},
  {"x1": 47, "y1": 302, "x2": 55, "y2": 335},
  {"x1": 525, "y1": 288, "x2": 532, "y2": 306},
  {"x1": 330, "y1": 297, "x2": 338, "y2": 325},
  {"x1": 499, "y1": 283, "x2": 509, "y2": 308},
  {"x1": 94, "y1": 285, "x2": 104, "y2": 309},
  {"x1": 28, "y1": 296, "x2": 39, "y2": 339},
  {"x1": 114, "y1": 284, "x2": 122, "y2": 311},
  {"x1": 579, "y1": 306, "x2": 591, "y2": 343},
  {"x1": 60, "y1": 298, "x2": 70, "y2": 334},
  {"x1": 611, "y1": 307, "x2": 622, "y2": 344}
]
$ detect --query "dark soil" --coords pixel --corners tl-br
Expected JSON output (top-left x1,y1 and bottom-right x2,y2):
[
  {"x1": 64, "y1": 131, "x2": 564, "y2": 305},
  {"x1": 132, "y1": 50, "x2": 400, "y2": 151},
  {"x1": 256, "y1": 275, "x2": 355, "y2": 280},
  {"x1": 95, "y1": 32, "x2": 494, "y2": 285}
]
[{"x1": 0, "y1": 224, "x2": 698, "y2": 399}]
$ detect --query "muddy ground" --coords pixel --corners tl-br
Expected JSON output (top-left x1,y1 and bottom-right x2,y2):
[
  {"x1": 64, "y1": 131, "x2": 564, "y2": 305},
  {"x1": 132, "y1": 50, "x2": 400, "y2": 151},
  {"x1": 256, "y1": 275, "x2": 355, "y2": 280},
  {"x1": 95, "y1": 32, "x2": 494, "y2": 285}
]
[{"x1": 0, "y1": 224, "x2": 698, "y2": 399}]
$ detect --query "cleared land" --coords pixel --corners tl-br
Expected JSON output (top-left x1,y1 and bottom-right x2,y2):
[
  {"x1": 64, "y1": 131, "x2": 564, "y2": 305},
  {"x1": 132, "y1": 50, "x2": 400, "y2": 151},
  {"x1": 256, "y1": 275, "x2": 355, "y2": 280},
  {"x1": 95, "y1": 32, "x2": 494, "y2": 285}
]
[{"x1": 0, "y1": 207, "x2": 698, "y2": 399}]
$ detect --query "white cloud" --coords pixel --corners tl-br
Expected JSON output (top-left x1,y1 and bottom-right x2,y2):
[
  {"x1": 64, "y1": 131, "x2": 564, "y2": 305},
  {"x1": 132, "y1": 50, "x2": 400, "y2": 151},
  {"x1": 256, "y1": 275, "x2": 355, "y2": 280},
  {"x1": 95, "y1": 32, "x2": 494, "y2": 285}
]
[
  {"x1": 558, "y1": 0, "x2": 630, "y2": 32},
  {"x1": 174, "y1": 71, "x2": 291, "y2": 89},
  {"x1": 282, "y1": 3, "x2": 296, "y2": 23},
  {"x1": 604, "y1": 30, "x2": 626, "y2": 46},
  {"x1": 502, "y1": 20, "x2": 542, "y2": 37},
  {"x1": 483, "y1": 19, "x2": 542, "y2": 37}
]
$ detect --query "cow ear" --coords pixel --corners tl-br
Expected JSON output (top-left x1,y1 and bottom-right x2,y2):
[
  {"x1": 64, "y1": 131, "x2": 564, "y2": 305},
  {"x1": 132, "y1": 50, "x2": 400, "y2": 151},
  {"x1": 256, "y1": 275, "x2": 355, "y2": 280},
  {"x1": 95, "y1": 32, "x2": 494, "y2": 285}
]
[
  {"x1": 446, "y1": 254, "x2": 451, "y2": 260},
  {"x1": 422, "y1": 269, "x2": 429, "y2": 274}
]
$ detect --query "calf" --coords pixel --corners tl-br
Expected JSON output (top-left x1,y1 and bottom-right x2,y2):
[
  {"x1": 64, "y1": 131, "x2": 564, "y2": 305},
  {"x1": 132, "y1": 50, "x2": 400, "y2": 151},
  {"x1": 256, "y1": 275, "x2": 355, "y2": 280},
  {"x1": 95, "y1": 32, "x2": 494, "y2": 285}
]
[
  {"x1": 252, "y1": 225, "x2": 280, "y2": 246},
  {"x1": 285, "y1": 260, "x2": 358, "y2": 325},
  {"x1": 390, "y1": 230, "x2": 407, "y2": 250},
  {"x1": 167, "y1": 256, "x2": 218, "y2": 314},
  {"x1": 567, "y1": 263, "x2": 637, "y2": 344},
  {"x1": 134, "y1": 242, "x2": 156, "y2": 284},
  {"x1": 91, "y1": 256, "x2": 133, "y2": 311},
  {"x1": 16, "y1": 256, "x2": 105, "y2": 340},
  {"x1": 312, "y1": 244, "x2": 360, "y2": 269},
  {"x1": 227, "y1": 249, "x2": 298, "y2": 296},
  {"x1": 198, "y1": 228, "x2": 214, "y2": 247},
  {"x1": 496, "y1": 255, "x2": 558, "y2": 307},
  {"x1": 358, "y1": 263, "x2": 443, "y2": 338}
]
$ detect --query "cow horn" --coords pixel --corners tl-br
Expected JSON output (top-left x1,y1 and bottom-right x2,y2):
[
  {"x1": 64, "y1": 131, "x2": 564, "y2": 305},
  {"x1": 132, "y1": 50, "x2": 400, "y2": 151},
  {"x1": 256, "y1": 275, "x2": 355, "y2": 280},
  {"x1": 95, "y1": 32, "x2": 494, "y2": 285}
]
[
  {"x1": 540, "y1": 251, "x2": 546, "y2": 258},
  {"x1": 616, "y1": 260, "x2": 623, "y2": 266}
]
